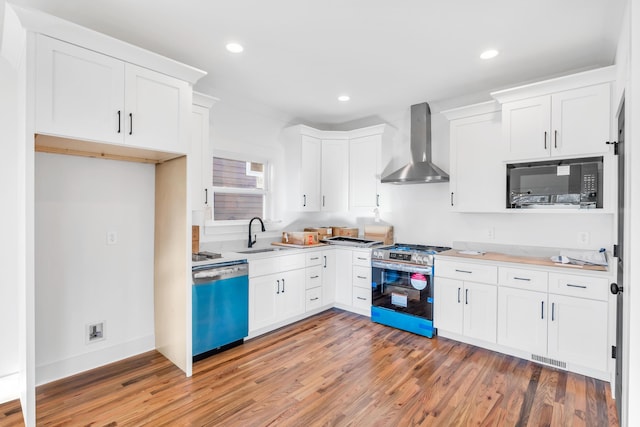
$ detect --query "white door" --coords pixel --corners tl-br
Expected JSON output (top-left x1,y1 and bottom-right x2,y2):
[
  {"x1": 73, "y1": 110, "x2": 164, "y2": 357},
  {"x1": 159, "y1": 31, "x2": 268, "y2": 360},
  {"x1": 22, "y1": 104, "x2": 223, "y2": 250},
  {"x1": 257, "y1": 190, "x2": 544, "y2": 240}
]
[
  {"x1": 349, "y1": 135, "x2": 380, "y2": 209},
  {"x1": 278, "y1": 269, "x2": 306, "y2": 320},
  {"x1": 322, "y1": 250, "x2": 337, "y2": 305},
  {"x1": 547, "y1": 294, "x2": 608, "y2": 372},
  {"x1": 502, "y1": 95, "x2": 551, "y2": 160},
  {"x1": 190, "y1": 104, "x2": 209, "y2": 210},
  {"x1": 124, "y1": 63, "x2": 190, "y2": 154},
  {"x1": 463, "y1": 281, "x2": 497, "y2": 343},
  {"x1": 497, "y1": 287, "x2": 548, "y2": 355},
  {"x1": 321, "y1": 139, "x2": 349, "y2": 211},
  {"x1": 434, "y1": 277, "x2": 464, "y2": 335},
  {"x1": 450, "y1": 111, "x2": 503, "y2": 212},
  {"x1": 334, "y1": 249, "x2": 353, "y2": 307},
  {"x1": 249, "y1": 275, "x2": 279, "y2": 331},
  {"x1": 300, "y1": 135, "x2": 321, "y2": 211},
  {"x1": 551, "y1": 84, "x2": 611, "y2": 157},
  {"x1": 35, "y1": 34, "x2": 125, "y2": 144}
]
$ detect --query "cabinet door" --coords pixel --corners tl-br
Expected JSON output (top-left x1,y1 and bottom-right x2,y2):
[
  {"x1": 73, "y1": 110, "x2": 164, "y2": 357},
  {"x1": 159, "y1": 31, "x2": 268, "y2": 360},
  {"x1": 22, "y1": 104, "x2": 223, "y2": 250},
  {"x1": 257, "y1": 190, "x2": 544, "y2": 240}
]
[
  {"x1": 434, "y1": 277, "x2": 463, "y2": 335},
  {"x1": 502, "y1": 95, "x2": 551, "y2": 160},
  {"x1": 249, "y1": 275, "x2": 279, "y2": 331},
  {"x1": 450, "y1": 111, "x2": 503, "y2": 211},
  {"x1": 497, "y1": 287, "x2": 548, "y2": 355},
  {"x1": 547, "y1": 294, "x2": 608, "y2": 372},
  {"x1": 321, "y1": 139, "x2": 348, "y2": 211},
  {"x1": 35, "y1": 35, "x2": 125, "y2": 144},
  {"x1": 190, "y1": 104, "x2": 210, "y2": 210},
  {"x1": 551, "y1": 84, "x2": 611, "y2": 157},
  {"x1": 349, "y1": 135, "x2": 381, "y2": 210},
  {"x1": 300, "y1": 135, "x2": 321, "y2": 211},
  {"x1": 124, "y1": 63, "x2": 190, "y2": 154},
  {"x1": 322, "y1": 250, "x2": 336, "y2": 305},
  {"x1": 463, "y1": 281, "x2": 497, "y2": 343},
  {"x1": 334, "y1": 249, "x2": 353, "y2": 307},
  {"x1": 278, "y1": 269, "x2": 306, "y2": 320}
]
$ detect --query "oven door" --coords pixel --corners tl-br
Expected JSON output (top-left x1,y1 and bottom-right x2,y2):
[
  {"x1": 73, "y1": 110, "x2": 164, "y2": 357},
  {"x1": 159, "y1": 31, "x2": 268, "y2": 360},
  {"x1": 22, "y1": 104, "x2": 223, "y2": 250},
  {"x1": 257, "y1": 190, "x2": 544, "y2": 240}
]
[{"x1": 371, "y1": 260, "x2": 433, "y2": 320}]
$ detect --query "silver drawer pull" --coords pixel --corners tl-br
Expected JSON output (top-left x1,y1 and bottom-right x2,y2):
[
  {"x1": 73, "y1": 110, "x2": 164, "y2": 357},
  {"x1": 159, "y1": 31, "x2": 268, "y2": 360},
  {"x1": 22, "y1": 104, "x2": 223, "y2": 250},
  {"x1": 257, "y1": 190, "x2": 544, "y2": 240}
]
[
  {"x1": 310, "y1": 297, "x2": 319, "y2": 301},
  {"x1": 566, "y1": 283, "x2": 587, "y2": 289},
  {"x1": 455, "y1": 269, "x2": 472, "y2": 274},
  {"x1": 357, "y1": 257, "x2": 368, "y2": 261},
  {"x1": 356, "y1": 275, "x2": 367, "y2": 279},
  {"x1": 357, "y1": 296, "x2": 367, "y2": 301},
  {"x1": 310, "y1": 257, "x2": 319, "y2": 260},
  {"x1": 514, "y1": 277, "x2": 531, "y2": 281},
  {"x1": 310, "y1": 275, "x2": 320, "y2": 279}
]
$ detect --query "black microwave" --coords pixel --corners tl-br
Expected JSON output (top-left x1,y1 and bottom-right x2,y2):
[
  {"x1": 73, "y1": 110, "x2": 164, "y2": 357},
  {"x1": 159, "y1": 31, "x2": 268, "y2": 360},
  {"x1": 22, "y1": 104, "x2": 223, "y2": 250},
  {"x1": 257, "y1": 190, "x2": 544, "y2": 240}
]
[{"x1": 506, "y1": 157, "x2": 603, "y2": 209}]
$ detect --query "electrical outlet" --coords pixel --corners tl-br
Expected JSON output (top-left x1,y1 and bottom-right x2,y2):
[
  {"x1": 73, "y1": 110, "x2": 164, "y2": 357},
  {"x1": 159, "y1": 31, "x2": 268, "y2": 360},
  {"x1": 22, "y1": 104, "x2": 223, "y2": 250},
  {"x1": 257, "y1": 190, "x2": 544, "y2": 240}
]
[
  {"x1": 577, "y1": 231, "x2": 590, "y2": 245},
  {"x1": 106, "y1": 231, "x2": 118, "y2": 245},
  {"x1": 86, "y1": 322, "x2": 105, "y2": 343},
  {"x1": 487, "y1": 227, "x2": 495, "y2": 240}
]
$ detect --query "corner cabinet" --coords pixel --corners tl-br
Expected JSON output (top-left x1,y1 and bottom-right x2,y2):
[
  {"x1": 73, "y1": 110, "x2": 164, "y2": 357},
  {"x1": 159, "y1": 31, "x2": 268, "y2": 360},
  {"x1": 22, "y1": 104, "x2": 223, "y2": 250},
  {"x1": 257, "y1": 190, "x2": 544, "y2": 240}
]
[
  {"x1": 492, "y1": 67, "x2": 614, "y2": 162},
  {"x1": 35, "y1": 34, "x2": 191, "y2": 154},
  {"x1": 442, "y1": 102, "x2": 504, "y2": 212}
]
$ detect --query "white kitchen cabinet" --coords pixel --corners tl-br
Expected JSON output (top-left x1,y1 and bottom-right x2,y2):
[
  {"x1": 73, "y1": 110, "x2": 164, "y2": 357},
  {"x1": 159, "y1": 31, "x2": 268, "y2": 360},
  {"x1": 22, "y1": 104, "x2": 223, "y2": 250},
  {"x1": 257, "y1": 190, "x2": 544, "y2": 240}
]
[
  {"x1": 36, "y1": 34, "x2": 191, "y2": 154},
  {"x1": 300, "y1": 135, "x2": 322, "y2": 211},
  {"x1": 547, "y1": 293, "x2": 608, "y2": 373},
  {"x1": 499, "y1": 83, "x2": 611, "y2": 161},
  {"x1": 334, "y1": 248, "x2": 354, "y2": 308},
  {"x1": 304, "y1": 249, "x2": 336, "y2": 313},
  {"x1": 443, "y1": 103, "x2": 503, "y2": 212},
  {"x1": 250, "y1": 268, "x2": 305, "y2": 332},
  {"x1": 349, "y1": 134, "x2": 380, "y2": 209},
  {"x1": 435, "y1": 277, "x2": 497, "y2": 343},
  {"x1": 321, "y1": 250, "x2": 337, "y2": 306},
  {"x1": 497, "y1": 286, "x2": 548, "y2": 355},
  {"x1": 321, "y1": 139, "x2": 349, "y2": 211},
  {"x1": 190, "y1": 93, "x2": 217, "y2": 211}
]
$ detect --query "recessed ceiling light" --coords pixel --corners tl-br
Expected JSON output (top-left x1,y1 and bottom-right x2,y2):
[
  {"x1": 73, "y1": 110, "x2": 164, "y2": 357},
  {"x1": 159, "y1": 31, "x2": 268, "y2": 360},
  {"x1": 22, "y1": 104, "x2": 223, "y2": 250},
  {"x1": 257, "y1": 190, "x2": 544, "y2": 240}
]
[
  {"x1": 480, "y1": 49, "x2": 499, "y2": 60},
  {"x1": 226, "y1": 42, "x2": 244, "y2": 53},
  {"x1": 338, "y1": 95, "x2": 350, "y2": 102}
]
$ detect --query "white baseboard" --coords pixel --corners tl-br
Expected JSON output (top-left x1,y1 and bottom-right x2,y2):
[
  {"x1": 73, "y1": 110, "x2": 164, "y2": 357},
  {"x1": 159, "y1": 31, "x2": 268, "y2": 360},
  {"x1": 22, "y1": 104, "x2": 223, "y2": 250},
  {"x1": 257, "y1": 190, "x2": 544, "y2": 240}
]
[
  {"x1": 36, "y1": 335, "x2": 155, "y2": 386},
  {"x1": 0, "y1": 372, "x2": 19, "y2": 404}
]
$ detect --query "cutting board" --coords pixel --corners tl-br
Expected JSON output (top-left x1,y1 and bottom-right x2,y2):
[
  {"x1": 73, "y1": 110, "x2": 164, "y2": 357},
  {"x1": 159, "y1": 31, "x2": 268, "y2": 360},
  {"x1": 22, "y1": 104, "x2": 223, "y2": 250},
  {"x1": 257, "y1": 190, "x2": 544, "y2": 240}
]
[{"x1": 271, "y1": 242, "x2": 328, "y2": 249}]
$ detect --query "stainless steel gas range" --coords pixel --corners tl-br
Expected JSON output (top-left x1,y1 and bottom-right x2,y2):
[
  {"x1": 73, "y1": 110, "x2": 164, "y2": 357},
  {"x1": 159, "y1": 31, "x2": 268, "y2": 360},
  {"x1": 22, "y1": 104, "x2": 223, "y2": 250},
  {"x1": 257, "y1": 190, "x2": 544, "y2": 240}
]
[{"x1": 370, "y1": 243, "x2": 451, "y2": 338}]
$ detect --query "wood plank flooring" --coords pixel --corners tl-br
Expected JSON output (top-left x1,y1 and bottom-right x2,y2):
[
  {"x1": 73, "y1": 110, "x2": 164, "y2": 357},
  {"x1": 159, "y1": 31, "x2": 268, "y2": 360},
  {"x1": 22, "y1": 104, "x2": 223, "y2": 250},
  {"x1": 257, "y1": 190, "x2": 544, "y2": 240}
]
[{"x1": 0, "y1": 308, "x2": 619, "y2": 426}]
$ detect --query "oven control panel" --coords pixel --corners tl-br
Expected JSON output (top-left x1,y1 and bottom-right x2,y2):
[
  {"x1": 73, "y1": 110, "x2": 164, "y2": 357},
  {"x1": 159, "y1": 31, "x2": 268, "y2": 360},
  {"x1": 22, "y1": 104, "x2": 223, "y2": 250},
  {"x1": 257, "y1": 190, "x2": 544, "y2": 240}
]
[{"x1": 371, "y1": 249, "x2": 435, "y2": 266}]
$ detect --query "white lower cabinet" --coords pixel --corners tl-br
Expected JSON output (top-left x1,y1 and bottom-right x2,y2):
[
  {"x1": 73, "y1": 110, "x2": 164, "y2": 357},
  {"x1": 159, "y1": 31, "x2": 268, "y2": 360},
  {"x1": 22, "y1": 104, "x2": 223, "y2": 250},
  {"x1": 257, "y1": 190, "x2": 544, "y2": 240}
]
[
  {"x1": 334, "y1": 249, "x2": 354, "y2": 307},
  {"x1": 249, "y1": 254, "x2": 306, "y2": 334},
  {"x1": 497, "y1": 287, "x2": 548, "y2": 355},
  {"x1": 435, "y1": 277, "x2": 497, "y2": 343}
]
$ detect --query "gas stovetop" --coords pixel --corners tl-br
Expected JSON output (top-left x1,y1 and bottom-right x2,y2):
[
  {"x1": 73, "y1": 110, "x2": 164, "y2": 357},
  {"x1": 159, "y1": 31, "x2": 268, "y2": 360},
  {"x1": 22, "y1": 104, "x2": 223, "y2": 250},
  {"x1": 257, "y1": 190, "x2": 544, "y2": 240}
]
[{"x1": 372, "y1": 243, "x2": 451, "y2": 266}]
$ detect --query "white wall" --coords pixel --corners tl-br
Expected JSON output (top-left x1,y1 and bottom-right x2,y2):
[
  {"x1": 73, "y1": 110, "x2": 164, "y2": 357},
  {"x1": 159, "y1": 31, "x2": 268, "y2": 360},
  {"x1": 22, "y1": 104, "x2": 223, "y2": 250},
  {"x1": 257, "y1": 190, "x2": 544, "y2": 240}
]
[
  {"x1": 34, "y1": 153, "x2": 156, "y2": 385},
  {"x1": 0, "y1": 54, "x2": 20, "y2": 402}
]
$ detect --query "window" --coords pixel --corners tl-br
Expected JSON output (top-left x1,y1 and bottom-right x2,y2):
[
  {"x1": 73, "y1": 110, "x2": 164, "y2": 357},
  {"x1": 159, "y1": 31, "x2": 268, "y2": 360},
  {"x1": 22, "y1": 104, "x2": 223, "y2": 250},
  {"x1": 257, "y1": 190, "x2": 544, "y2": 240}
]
[{"x1": 211, "y1": 157, "x2": 267, "y2": 221}]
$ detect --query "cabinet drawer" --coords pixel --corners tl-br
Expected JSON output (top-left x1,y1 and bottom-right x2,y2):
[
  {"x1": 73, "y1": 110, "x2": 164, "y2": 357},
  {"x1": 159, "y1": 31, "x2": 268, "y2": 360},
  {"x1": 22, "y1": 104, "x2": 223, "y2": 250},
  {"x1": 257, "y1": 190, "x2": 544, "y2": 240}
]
[
  {"x1": 353, "y1": 286, "x2": 371, "y2": 309},
  {"x1": 548, "y1": 273, "x2": 608, "y2": 301},
  {"x1": 306, "y1": 265, "x2": 323, "y2": 289},
  {"x1": 435, "y1": 259, "x2": 497, "y2": 284},
  {"x1": 249, "y1": 253, "x2": 306, "y2": 277},
  {"x1": 353, "y1": 265, "x2": 371, "y2": 289},
  {"x1": 305, "y1": 287, "x2": 322, "y2": 311},
  {"x1": 306, "y1": 252, "x2": 323, "y2": 267},
  {"x1": 499, "y1": 267, "x2": 548, "y2": 293},
  {"x1": 352, "y1": 251, "x2": 371, "y2": 267}
]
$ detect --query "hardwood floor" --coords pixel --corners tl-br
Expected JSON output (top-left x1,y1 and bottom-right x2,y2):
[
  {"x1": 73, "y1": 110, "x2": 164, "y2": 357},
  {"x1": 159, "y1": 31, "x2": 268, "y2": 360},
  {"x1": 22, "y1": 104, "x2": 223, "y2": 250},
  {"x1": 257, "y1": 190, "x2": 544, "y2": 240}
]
[{"x1": 0, "y1": 308, "x2": 619, "y2": 426}]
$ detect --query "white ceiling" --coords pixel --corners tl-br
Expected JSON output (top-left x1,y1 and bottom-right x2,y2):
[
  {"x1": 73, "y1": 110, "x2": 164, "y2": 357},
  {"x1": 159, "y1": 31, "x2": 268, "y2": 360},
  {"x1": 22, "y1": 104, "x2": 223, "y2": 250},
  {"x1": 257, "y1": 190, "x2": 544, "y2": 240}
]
[{"x1": 6, "y1": 0, "x2": 627, "y2": 126}]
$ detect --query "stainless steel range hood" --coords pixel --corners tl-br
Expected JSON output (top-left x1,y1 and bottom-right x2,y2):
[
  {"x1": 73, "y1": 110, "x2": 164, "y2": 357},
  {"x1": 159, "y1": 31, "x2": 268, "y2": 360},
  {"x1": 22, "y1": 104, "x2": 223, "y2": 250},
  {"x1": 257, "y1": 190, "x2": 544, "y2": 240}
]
[{"x1": 381, "y1": 102, "x2": 449, "y2": 184}]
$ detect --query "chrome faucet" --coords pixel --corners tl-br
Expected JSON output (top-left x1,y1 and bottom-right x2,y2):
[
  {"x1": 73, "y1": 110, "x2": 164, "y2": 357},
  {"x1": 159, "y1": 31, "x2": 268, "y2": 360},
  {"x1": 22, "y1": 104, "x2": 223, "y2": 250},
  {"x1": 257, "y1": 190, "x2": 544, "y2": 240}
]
[{"x1": 248, "y1": 217, "x2": 266, "y2": 248}]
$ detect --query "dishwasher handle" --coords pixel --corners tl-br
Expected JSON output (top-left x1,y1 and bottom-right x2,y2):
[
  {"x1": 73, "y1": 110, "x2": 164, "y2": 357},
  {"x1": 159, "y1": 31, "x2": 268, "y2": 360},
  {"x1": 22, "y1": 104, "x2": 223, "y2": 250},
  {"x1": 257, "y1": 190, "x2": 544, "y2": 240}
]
[{"x1": 193, "y1": 262, "x2": 248, "y2": 283}]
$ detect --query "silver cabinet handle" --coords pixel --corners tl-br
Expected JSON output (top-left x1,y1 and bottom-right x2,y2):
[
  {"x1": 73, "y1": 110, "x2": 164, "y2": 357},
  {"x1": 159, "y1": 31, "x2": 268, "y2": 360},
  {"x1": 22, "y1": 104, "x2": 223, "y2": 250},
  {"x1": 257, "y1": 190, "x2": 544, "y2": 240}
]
[
  {"x1": 303, "y1": 194, "x2": 306, "y2": 207},
  {"x1": 554, "y1": 130, "x2": 558, "y2": 148},
  {"x1": 455, "y1": 269, "x2": 472, "y2": 274},
  {"x1": 451, "y1": 192, "x2": 454, "y2": 207},
  {"x1": 457, "y1": 288, "x2": 461, "y2": 304},
  {"x1": 357, "y1": 296, "x2": 367, "y2": 301},
  {"x1": 465, "y1": 289, "x2": 469, "y2": 304},
  {"x1": 357, "y1": 257, "x2": 367, "y2": 261},
  {"x1": 322, "y1": 195, "x2": 325, "y2": 207},
  {"x1": 566, "y1": 283, "x2": 587, "y2": 289},
  {"x1": 514, "y1": 277, "x2": 531, "y2": 281},
  {"x1": 541, "y1": 301, "x2": 544, "y2": 319},
  {"x1": 117, "y1": 110, "x2": 121, "y2": 133},
  {"x1": 544, "y1": 131, "x2": 547, "y2": 149},
  {"x1": 310, "y1": 275, "x2": 320, "y2": 279},
  {"x1": 129, "y1": 113, "x2": 133, "y2": 135},
  {"x1": 282, "y1": 278, "x2": 285, "y2": 293},
  {"x1": 324, "y1": 256, "x2": 327, "y2": 268},
  {"x1": 310, "y1": 297, "x2": 319, "y2": 301},
  {"x1": 310, "y1": 257, "x2": 319, "y2": 261},
  {"x1": 276, "y1": 279, "x2": 280, "y2": 294},
  {"x1": 551, "y1": 302, "x2": 555, "y2": 321},
  {"x1": 376, "y1": 194, "x2": 380, "y2": 207},
  {"x1": 356, "y1": 275, "x2": 367, "y2": 279}
]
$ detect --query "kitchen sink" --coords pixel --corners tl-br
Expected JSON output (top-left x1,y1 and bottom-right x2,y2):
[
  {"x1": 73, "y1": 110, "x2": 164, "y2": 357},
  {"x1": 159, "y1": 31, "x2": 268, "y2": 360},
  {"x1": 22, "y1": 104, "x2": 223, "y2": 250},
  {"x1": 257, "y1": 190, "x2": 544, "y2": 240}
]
[{"x1": 236, "y1": 247, "x2": 291, "y2": 254}]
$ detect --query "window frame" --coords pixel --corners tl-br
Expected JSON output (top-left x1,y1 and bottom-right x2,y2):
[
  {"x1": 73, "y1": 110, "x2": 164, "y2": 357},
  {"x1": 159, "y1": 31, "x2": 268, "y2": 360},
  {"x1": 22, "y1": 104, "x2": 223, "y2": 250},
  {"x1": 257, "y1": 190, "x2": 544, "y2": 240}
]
[{"x1": 208, "y1": 151, "x2": 270, "y2": 225}]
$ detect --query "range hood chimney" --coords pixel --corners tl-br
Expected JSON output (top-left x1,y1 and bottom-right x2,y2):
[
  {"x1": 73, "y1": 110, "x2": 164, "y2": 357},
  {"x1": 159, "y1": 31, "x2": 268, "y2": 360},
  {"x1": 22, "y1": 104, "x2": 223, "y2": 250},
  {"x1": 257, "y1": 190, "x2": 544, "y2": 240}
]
[{"x1": 381, "y1": 102, "x2": 449, "y2": 184}]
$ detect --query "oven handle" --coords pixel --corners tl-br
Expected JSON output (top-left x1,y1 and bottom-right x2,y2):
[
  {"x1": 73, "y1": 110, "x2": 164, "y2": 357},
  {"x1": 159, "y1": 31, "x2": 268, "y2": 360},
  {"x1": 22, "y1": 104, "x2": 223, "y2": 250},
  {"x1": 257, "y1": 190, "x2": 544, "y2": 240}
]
[{"x1": 371, "y1": 260, "x2": 432, "y2": 275}]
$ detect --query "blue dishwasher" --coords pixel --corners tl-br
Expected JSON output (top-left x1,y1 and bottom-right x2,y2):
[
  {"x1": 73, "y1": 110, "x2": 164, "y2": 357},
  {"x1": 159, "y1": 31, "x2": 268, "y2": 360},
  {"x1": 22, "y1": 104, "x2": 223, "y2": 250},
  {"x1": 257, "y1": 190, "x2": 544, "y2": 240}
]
[{"x1": 192, "y1": 260, "x2": 249, "y2": 361}]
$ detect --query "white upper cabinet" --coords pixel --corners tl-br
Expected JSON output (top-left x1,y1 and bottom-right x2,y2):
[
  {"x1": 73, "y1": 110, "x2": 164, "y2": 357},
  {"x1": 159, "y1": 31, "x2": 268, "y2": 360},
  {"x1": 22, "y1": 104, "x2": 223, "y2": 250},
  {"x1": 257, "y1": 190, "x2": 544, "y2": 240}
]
[
  {"x1": 443, "y1": 102, "x2": 503, "y2": 212},
  {"x1": 321, "y1": 139, "x2": 349, "y2": 211},
  {"x1": 190, "y1": 93, "x2": 218, "y2": 211},
  {"x1": 493, "y1": 67, "x2": 614, "y2": 162},
  {"x1": 300, "y1": 135, "x2": 322, "y2": 211},
  {"x1": 349, "y1": 134, "x2": 380, "y2": 209},
  {"x1": 36, "y1": 34, "x2": 191, "y2": 154}
]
